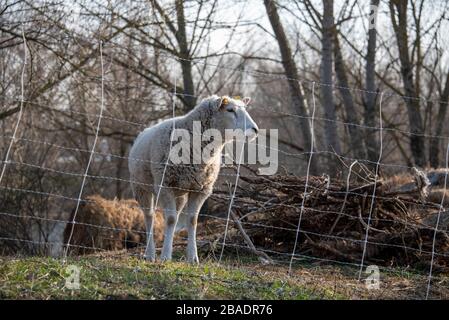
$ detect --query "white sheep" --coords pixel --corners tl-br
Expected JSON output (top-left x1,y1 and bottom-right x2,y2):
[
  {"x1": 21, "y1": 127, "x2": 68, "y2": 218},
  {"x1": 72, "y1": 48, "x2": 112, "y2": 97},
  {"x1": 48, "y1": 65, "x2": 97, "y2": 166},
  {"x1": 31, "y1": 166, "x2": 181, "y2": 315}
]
[{"x1": 128, "y1": 95, "x2": 259, "y2": 263}]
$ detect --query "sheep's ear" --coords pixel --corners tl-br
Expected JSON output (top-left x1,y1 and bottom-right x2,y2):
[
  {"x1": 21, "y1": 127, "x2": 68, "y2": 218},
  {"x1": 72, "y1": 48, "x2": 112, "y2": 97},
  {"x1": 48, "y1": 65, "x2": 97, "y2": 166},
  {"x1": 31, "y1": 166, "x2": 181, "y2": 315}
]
[
  {"x1": 242, "y1": 97, "x2": 251, "y2": 106},
  {"x1": 217, "y1": 96, "x2": 229, "y2": 110}
]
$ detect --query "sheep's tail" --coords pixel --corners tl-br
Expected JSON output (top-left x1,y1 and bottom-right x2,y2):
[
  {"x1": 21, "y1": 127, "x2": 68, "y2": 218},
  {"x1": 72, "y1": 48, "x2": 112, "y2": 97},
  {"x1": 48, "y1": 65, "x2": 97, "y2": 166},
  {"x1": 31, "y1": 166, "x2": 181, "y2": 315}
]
[{"x1": 175, "y1": 211, "x2": 188, "y2": 233}]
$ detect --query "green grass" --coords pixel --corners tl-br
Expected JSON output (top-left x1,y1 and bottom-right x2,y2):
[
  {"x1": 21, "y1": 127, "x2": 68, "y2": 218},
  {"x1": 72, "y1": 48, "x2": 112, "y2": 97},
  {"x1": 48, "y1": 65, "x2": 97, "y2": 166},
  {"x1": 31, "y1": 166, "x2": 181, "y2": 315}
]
[
  {"x1": 0, "y1": 255, "x2": 339, "y2": 300},
  {"x1": 2, "y1": 252, "x2": 447, "y2": 299}
]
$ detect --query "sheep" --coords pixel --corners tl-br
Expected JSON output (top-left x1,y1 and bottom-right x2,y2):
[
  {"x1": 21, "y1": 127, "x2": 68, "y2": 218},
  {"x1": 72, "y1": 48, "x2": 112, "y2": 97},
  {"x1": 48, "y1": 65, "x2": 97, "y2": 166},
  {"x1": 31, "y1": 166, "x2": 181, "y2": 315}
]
[{"x1": 128, "y1": 95, "x2": 259, "y2": 263}]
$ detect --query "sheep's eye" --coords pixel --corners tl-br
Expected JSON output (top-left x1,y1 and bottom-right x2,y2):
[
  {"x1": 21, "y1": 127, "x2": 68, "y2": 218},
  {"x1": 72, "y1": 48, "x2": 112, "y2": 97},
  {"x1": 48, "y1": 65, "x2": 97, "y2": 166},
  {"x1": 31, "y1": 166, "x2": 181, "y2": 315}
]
[{"x1": 227, "y1": 108, "x2": 235, "y2": 113}]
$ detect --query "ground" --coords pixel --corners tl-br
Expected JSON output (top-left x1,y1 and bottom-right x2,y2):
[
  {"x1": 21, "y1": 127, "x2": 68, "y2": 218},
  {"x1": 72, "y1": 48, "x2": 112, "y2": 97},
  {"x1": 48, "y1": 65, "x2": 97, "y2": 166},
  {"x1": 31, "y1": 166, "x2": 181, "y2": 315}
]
[{"x1": 1, "y1": 249, "x2": 448, "y2": 299}]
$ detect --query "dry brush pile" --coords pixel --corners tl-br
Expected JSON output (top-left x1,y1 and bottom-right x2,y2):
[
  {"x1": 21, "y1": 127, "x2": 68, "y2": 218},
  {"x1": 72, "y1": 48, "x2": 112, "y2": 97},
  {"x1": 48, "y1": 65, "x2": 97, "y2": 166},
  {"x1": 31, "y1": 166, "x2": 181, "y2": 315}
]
[
  {"x1": 211, "y1": 165, "x2": 449, "y2": 272},
  {"x1": 64, "y1": 195, "x2": 164, "y2": 255}
]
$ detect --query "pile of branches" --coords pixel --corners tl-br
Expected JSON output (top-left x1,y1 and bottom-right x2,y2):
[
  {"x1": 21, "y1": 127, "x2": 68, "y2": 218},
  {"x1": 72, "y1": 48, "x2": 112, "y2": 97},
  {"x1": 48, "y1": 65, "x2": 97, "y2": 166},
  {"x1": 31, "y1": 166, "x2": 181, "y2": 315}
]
[{"x1": 211, "y1": 166, "x2": 449, "y2": 271}]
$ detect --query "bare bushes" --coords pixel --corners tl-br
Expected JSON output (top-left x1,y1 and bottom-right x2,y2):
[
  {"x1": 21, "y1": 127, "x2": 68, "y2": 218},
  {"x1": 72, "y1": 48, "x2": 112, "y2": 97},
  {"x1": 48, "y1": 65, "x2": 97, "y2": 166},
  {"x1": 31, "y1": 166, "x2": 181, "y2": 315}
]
[{"x1": 211, "y1": 166, "x2": 449, "y2": 271}]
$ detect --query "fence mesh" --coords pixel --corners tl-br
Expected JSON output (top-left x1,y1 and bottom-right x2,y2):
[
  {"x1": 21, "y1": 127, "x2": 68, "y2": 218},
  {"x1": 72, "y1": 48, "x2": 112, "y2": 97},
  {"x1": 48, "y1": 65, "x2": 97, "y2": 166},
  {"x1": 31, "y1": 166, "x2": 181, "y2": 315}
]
[{"x1": 1, "y1": 34, "x2": 449, "y2": 299}]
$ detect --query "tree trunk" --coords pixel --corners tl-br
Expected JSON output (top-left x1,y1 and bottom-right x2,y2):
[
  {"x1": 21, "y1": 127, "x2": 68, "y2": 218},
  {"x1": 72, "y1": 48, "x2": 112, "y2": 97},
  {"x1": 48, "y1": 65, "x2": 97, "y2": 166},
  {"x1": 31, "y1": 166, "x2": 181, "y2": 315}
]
[
  {"x1": 333, "y1": 31, "x2": 366, "y2": 160},
  {"x1": 175, "y1": 0, "x2": 196, "y2": 111},
  {"x1": 429, "y1": 72, "x2": 449, "y2": 167},
  {"x1": 320, "y1": 0, "x2": 341, "y2": 173},
  {"x1": 263, "y1": 0, "x2": 317, "y2": 174},
  {"x1": 389, "y1": 0, "x2": 426, "y2": 167},
  {"x1": 364, "y1": 0, "x2": 380, "y2": 163}
]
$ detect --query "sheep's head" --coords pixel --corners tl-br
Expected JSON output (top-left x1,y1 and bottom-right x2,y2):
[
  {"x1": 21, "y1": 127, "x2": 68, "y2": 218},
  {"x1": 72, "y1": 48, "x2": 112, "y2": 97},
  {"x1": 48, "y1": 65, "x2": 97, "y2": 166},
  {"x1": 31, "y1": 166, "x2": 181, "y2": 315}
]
[{"x1": 209, "y1": 95, "x2": 259, "y2": 143}]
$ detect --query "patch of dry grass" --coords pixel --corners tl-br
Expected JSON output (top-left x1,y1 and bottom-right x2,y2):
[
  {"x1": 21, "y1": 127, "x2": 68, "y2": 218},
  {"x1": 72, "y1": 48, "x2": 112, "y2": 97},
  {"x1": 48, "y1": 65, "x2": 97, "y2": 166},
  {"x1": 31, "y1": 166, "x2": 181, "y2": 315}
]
[{"x1": 1, "y1": 249, "x2": 447, "y2": 300}]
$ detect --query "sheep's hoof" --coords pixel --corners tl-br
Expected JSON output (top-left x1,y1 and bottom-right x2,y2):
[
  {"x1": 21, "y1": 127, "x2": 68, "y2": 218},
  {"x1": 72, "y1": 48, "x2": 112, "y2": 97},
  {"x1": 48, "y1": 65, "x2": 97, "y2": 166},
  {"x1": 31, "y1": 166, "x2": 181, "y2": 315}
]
[
  {"x1": 144, "y1": 256, "x2": 156, "y2": 262},
  {"x1": 144, "y1": 254, "x2": 156, "y2": 262},
  {"x1": 160, "y1": 255, "x2": 172, "y2": 262},
  {"x1": 187, "y1": 256, "x2": 199, "y2": 265}
]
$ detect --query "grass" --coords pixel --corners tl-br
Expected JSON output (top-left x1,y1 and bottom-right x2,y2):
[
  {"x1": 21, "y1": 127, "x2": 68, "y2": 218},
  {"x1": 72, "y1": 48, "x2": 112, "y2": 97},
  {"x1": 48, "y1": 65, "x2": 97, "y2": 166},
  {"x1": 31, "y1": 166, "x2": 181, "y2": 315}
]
[
  {"x1": 0, "y1": 253, "x2": 338, "y2": 300},
  {"x1": 1, "y1": 250, "x2": 448, "y2": 300}
]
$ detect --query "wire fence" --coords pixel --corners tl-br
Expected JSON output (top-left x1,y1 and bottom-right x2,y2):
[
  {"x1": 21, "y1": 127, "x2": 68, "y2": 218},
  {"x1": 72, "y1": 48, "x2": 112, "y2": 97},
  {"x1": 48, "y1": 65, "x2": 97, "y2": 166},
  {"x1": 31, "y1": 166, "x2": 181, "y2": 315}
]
[{"x1": 1, "y1": 35, "x2": 449, "y2": 300}]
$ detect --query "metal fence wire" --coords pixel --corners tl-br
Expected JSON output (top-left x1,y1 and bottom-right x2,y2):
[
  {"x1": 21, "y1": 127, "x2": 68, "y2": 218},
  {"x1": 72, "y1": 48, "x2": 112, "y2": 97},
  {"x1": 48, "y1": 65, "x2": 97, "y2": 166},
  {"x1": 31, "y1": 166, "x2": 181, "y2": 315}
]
[{"x1": 1, "y1": 35, "x2": 448, "y2": 300}]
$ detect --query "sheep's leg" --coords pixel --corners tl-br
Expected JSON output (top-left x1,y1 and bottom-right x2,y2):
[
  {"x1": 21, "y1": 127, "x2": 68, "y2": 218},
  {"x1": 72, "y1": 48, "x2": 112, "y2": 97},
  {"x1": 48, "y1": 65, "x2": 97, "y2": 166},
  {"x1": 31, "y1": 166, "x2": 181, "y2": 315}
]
[
  {"x1": 143, "y1": 199, "x2": 156, "y2": 261},
  {"x1": 175, "y1": 194, "x2": 188, "y2": 232},
  {"x1": 160, "y1": 193, "x2": 178, "y2": 262},
  {"x1": 133, "y1": 186, "x2": 156, "y2": 261},
  {"x1": 159, "y1": 194, "x2": 187, "y2": 261},
  {"x1": 185, "y1": 192, "x2": 209, "y2": 264}
]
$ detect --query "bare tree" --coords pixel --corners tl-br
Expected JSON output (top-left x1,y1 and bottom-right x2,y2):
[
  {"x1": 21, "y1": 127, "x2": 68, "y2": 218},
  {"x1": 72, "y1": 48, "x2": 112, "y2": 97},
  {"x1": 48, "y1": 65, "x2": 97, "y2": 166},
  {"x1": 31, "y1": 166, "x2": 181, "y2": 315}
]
[
  {"x1": 263, "y1": 0, "x2": 317, "y2": 174},
  {"x1": 332, "y1": 36, "x2": 365, "y2": 160},
  {"x1": 429, "y1": 72, "x2": 449, "y2": 167},
  {"x1": 320, "y1": 0, "x2": 341, "y2": 165},
  {"x1": 150, "y1": 0, "x2": 198, "y2": 110},
  {"x1": 363, "y1": 0, "x2": 380, "y2": 163},
  {"x1": 389, "y1": 0, "x2": 426, "y2": 167}
]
